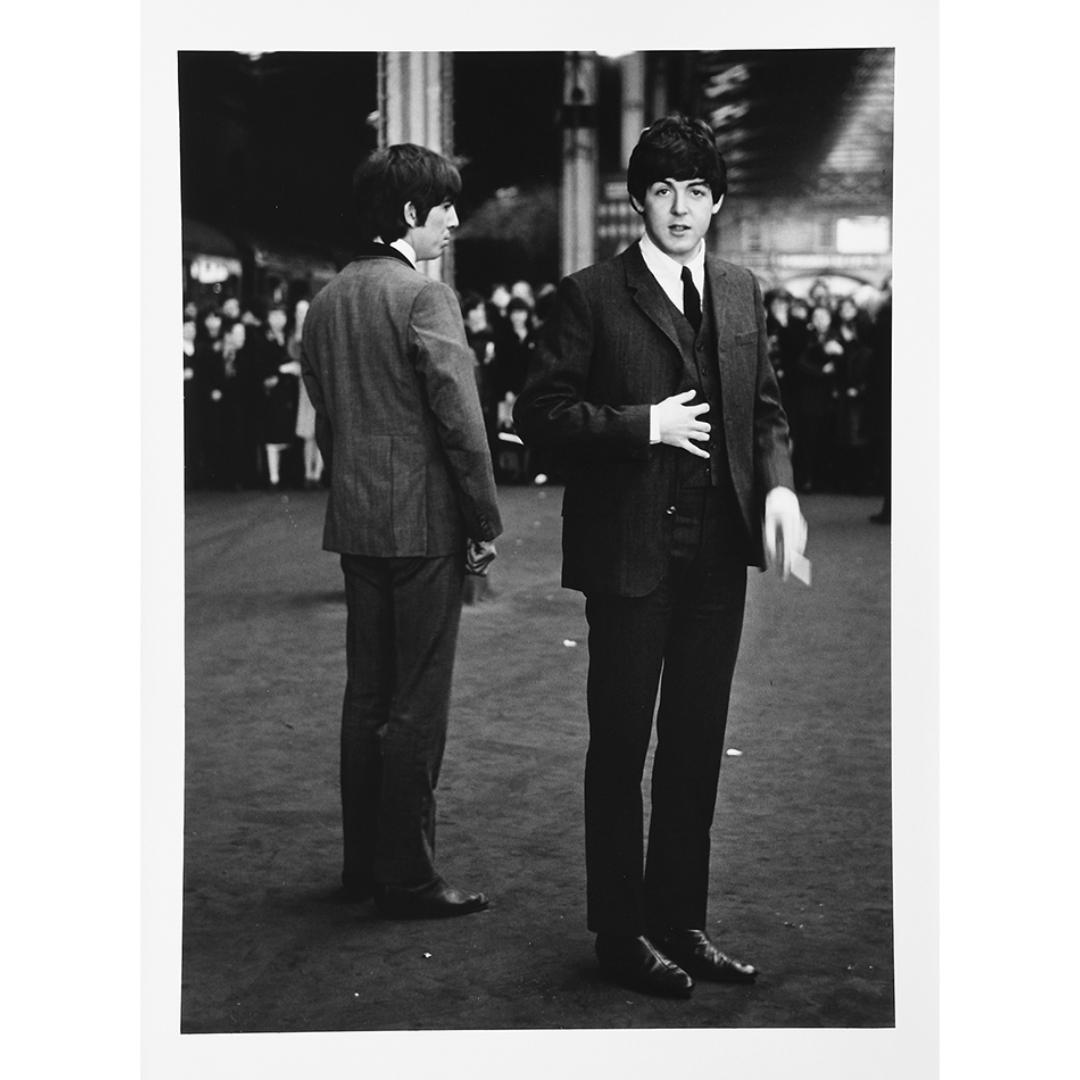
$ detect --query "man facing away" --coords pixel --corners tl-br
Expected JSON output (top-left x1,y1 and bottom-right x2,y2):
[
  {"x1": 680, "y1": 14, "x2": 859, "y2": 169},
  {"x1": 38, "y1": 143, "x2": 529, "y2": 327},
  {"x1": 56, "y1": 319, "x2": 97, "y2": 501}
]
[
  {"x1": 301, "y1": 144, "x2": 501, "y2": 919},
  {"x1": 514, "y1": 115, "x2": 806, "y2": 996}
]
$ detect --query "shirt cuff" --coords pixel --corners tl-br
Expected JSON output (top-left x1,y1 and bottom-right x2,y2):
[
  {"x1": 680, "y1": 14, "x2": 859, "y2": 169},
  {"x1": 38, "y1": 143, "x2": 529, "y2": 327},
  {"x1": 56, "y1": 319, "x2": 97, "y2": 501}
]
[{"x1": 649, "y1": 406, "x2": 660, "y2": 445}]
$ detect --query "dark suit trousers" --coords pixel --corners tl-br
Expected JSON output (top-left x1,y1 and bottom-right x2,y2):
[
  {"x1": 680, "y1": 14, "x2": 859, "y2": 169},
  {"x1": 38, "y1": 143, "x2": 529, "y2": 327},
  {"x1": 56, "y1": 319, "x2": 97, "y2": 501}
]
[
  {"x1": 339, "y1": 552, "x2": 464, "y2": 892},
  {"x1": 583, "y1": 488, "x2": 747, "y2": 935}
]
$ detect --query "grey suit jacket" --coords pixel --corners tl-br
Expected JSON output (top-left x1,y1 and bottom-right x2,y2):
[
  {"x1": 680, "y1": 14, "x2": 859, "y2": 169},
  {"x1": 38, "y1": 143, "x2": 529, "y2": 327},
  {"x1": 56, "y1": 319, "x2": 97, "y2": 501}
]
[
  {"x1": 514, "y1": 242, "x2": 793, "y2": 596},
  {"x1": 301, "y1": 246, "x2": 501, "y2": 556}
]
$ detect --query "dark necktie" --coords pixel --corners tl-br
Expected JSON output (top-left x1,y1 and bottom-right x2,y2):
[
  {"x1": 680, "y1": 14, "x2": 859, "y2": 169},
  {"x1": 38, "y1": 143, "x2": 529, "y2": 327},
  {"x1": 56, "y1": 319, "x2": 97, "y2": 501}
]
[{"x1": 681, "y1": 266, "x2": 702, "y2": 334}]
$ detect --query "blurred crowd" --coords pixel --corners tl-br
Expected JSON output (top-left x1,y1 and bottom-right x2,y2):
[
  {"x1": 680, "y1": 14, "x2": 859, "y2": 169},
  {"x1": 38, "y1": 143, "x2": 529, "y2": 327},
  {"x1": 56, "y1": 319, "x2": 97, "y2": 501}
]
[
  {"x1": 459, "y1": 279, "x2": 559, "y2": 486},
  {"x1": 765, "y1": 277, "x2": 892, "y2": 509},
  {"x1": 183, "y1": 273, "x2": 892, "y2": 510},
  {"x1": 183, "y1": 296, "x2": 324, "y2": 491}
]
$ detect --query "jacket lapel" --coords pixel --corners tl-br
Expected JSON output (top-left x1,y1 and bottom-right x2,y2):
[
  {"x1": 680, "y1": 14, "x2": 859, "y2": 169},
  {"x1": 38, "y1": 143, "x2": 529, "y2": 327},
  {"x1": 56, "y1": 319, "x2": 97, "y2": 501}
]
[
  {"x1": 704, "y1": 255, "x2": 732, "y2": 376},
  {"x1": 622, "y1": 244, "x2": 683, "y2": 359}
]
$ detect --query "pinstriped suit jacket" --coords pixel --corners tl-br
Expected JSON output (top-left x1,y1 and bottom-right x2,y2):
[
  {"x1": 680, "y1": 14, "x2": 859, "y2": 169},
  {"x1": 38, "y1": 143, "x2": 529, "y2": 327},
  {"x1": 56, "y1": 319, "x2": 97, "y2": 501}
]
[
  {"x1": 514, "y1": 242, "x2": 793, "y2": 596},
  {"x1": 301, "y1": 245, "x2": 501, "y2": 556}
]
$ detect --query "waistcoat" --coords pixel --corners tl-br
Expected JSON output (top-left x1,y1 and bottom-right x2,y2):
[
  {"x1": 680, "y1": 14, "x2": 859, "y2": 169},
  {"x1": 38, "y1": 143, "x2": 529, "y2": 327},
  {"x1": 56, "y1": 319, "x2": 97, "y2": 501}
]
[{"x1": 668, "y1": 279, "x2": 734, "y2": 494}]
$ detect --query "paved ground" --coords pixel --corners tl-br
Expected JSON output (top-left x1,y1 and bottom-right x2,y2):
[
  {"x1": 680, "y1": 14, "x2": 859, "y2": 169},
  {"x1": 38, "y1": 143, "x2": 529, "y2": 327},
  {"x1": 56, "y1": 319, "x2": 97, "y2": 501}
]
[{"x1": 181, "y1": 483, "x2": 892, "y2": 1031}]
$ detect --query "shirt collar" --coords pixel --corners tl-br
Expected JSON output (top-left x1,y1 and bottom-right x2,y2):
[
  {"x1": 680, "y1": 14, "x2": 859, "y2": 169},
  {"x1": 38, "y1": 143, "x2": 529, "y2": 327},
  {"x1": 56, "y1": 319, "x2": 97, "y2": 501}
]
[
  {"x1": 638, "y1": 230, "x2": 706, "y2": 305},
  {"x1": 389, "y1": 238, "x2": 417, "y2": 267},
  {"x1": 372, "y1": 236, "x2": 418, "y2": 267}
]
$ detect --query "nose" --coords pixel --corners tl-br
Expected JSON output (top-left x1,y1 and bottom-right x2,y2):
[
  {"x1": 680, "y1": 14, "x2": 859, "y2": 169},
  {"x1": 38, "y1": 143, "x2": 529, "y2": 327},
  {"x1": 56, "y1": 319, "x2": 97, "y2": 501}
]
[
  {"x1": 671, "y1": 189, "x2": 688, "y2": 216},
  {"x1": 447, "y1": 205, "x2": 459, "y2": 229}
]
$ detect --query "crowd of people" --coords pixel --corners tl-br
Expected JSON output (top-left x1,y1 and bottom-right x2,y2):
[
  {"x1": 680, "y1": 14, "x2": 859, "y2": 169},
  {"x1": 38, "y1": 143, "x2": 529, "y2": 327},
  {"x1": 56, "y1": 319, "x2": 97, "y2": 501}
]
[
  {"x1": 182, "y1": 296, "x2": 324, "y2": 491},
  {"x1": 183, "y1": 272, "x2": 892, "y2": 511},
  {"x1": 459, "y1": 279, "x2": 558, "y2": 485},
  {"x1": 764, "y1": 277, "x2": 892, "y2": 516}
]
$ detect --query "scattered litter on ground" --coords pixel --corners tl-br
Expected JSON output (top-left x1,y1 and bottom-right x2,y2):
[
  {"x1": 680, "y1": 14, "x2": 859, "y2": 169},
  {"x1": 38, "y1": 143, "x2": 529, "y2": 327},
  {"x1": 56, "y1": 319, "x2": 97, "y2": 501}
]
[
  {"x1": 726, "y1": 748, "x2": 743, "y2": 757},
  {"x1": 563, "y1": 639, "x2": 577, "y2": 647}
]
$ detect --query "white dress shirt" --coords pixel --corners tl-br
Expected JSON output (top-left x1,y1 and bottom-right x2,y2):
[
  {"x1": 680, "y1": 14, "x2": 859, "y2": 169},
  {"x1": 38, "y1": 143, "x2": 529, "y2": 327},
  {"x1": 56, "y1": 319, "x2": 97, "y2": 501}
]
[
  {"x1": 372, "y1": 236, "x2": 418, "y2": 267},
  {"x1": 638, "y1": 231, "x2": 706, "y2": 318},
  {"x1": 638, "y1": 233, "x2": 707, "y2": 443},
  {"x1": 390, "y1": 238, "x2": 417, "y2": 267}
]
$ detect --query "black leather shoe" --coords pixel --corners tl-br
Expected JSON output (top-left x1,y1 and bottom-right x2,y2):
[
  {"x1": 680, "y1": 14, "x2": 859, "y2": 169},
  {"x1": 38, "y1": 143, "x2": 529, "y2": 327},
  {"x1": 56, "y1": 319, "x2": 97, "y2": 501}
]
[
  {"x1": 374, "y1": 878, "x2": 489, "y2": 919},
  {"x1": 595, "y1": 934, "x2": 694, "y2": 998},
  {"x1": 655, "y1": 928, "x2": 758, "y2": 983}
]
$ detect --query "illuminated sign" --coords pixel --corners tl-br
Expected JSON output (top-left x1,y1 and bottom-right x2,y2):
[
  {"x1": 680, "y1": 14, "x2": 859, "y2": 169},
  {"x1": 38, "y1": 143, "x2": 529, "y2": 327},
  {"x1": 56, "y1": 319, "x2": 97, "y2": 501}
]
[{"x1": 836, "y1": 217, "x2": 891, "y2": 254}]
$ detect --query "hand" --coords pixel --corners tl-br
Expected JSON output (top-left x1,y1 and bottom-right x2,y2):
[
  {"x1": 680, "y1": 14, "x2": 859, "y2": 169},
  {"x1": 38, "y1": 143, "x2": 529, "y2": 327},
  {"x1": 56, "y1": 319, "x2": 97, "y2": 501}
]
[
  {"x1": 654, "y1": 389, "x2": 710, "y2": 459},
  {"x1": 263, "y1": 376, "x2": 279, "y2": 390},
  {"x1": 278, "y1": 360, "x2": 302, "y2": 376},
  {"x1": 466, "y1": 539, "x2": 497, "y2": 576},
  {"x1": 822, "y1": 361, "x2": 836, "y2": 375},
  {"x1": 763, "y1": 486, "x2": 807, "y2": 581}
]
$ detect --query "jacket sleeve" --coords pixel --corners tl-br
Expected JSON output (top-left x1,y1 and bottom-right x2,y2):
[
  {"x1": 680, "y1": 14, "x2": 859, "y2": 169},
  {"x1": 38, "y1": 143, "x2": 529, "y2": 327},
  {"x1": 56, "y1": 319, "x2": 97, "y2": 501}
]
[
  {"x1": 410, "y1": 281, "x2": 502, "y2": 542},
  {"x1": 513, "y1": 274, "x2": 651, "y2": 461},
  {"x1": 750, "y1": 274, "x2": 795, "y2": 494},
  {"x1": 299, "y1": 339, "x2": 333, "y2": 475}
]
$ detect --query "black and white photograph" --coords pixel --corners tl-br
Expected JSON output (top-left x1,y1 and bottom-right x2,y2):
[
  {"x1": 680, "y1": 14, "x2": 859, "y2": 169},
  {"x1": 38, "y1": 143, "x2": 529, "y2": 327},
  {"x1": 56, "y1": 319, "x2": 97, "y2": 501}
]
[
  {"x1": 144, "y1": 3, "x2": 940, "y2": 1077},
  {"x1": 19, "y1": 2, "x2": 1080, "y2": 1079}
]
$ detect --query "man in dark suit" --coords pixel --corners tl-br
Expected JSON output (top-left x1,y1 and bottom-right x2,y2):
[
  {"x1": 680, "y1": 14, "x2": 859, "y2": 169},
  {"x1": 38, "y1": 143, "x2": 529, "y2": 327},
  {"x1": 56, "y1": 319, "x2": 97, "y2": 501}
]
[
  {"x1": 301, "y1": 144, "x2": 502, "y2": 919},
  {"x1": 515, "y1": 116, "x2": 806, "y2": 996}
]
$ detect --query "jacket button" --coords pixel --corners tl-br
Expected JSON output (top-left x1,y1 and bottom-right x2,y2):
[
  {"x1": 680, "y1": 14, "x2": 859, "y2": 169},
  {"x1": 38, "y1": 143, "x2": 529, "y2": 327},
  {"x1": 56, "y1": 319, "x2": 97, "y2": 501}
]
[{"x1": 665, "y1": 506, "x2": 676, "y2": 516}]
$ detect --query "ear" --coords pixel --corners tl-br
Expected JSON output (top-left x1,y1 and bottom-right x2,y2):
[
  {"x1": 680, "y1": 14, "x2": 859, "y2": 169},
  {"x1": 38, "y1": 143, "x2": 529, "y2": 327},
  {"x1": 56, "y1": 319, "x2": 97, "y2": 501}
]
[
  {"x1": 629, "y1": 195, "x2": 644, "y2": 215},
  {"x1": 711, "y1": 193, "x2": 725, "y2": 216},
  {"x1": 402, "y1": 201, "x2": 418, "y2": 228}
]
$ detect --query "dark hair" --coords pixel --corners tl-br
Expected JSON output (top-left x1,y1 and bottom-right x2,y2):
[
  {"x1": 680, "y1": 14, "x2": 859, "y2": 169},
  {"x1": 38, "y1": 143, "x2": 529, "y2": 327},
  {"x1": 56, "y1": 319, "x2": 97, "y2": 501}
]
[
  {"x1": 627, "y1": 114, "x2": 727, "y2": 204},
  {"x1": 534, "y1": 288, "x2": 557, "y2": 325},
  {"x1": 507, "y1": 296, "x2": 533, "y2": 315},
  {"x1": 460, "y1": 291, "x2": 486, "y2": 317},
  {"x1": 353, "y1": 144, "x2": 462, "y2": 242}
]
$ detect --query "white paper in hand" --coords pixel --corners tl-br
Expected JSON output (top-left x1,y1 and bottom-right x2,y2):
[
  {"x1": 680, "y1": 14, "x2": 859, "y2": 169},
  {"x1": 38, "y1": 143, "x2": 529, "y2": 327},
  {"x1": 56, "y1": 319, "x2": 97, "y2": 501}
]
[{"x1": 790, "y1": 552, "x2": 812, "y2": 586}]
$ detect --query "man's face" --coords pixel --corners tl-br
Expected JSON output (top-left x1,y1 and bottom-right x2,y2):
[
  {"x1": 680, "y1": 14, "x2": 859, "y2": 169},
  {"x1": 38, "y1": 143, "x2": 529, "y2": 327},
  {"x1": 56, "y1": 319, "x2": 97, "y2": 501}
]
[
  {"x1": 222, "y1": 298, "x2": 240, "y2": 319},
  {"x1": 408, "y1": 199, "x2": 459, "y2": 261},
  {"x1": 267, "y1": 309, "x2": 287, "y2": 333},
  {"x1": 632, "y1": 178, "x2": 722, "y2": 264}
]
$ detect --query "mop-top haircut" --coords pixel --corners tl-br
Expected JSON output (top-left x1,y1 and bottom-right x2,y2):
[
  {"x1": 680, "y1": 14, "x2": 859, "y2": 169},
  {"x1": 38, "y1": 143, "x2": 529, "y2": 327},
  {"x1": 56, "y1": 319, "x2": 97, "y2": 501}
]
[
  {"x1": 626, "y1": 114, "x2": 728, "y2": 205},
  {"x1": 353, "y1": 144, "x2": 462, "y2": 243}
]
